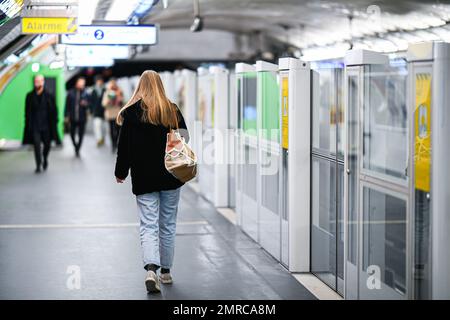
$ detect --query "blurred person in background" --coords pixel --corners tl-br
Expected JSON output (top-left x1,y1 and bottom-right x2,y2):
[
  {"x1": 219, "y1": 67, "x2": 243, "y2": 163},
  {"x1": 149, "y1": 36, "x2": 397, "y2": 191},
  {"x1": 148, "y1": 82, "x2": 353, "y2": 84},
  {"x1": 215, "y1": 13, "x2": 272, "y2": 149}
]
[
  {"x1": 65, "y1": 77, "x2": 90, "y2": 157},
  {"x1": 90, "y1": 75, "x2": 106, "y2": 147},
  {"x1": 102, "y1": 78, "x2": 123, "y2": 153},
  {"x1": 23, "y1": 74, "x2": 59, "y2": 173}
]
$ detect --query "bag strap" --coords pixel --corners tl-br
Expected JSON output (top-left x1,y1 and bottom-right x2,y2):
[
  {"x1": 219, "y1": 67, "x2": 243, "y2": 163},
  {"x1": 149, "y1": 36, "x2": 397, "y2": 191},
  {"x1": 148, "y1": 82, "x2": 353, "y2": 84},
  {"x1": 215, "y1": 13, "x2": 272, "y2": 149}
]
[
  {"x1": 166, "y1": 104, "x2": 176, "y2": 144},
  {"x1": 169, "y1": 104, "x2": 179, "y2": 131}
]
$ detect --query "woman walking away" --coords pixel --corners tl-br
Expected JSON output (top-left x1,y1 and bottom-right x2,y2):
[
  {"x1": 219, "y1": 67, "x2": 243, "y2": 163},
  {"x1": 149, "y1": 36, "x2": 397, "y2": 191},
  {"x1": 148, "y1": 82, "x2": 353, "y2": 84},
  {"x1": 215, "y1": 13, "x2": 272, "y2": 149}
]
[
  {"x1": 114, "y1": 70, "x2": 189, "y2": 293},
  {"x1": 103, "y1": 78, "x2": 124, "y2": 152}
]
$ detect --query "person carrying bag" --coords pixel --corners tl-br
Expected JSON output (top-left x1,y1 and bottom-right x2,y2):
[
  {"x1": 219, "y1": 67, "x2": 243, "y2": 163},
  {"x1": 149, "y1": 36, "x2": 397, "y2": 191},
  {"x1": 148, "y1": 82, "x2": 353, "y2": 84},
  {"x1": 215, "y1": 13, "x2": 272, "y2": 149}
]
[{"x1": 114, "y1": 70, "x2": 192, "y2": 293}]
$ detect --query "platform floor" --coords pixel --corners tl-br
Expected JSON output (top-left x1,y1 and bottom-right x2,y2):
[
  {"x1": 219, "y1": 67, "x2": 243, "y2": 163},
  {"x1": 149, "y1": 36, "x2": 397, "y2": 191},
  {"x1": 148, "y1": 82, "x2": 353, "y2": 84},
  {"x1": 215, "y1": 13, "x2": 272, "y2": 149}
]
[{"x1": 0, "y1": 134, "x2": 315, "y2": 300}]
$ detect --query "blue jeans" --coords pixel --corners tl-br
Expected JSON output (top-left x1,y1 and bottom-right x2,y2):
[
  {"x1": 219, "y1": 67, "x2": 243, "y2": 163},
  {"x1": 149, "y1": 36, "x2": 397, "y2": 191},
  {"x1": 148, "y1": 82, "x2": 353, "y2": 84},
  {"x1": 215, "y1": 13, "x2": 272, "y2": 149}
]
[{"x1": 136, "y1": 188, "x2": 181, "y2": 270}]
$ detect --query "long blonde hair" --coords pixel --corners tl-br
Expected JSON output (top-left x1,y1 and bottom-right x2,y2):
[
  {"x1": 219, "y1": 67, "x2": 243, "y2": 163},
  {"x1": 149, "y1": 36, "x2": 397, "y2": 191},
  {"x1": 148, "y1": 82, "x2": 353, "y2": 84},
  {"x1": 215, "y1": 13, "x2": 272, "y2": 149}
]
[{"x1": 116, "y1": 70, "x2": 178, "y2": 127}]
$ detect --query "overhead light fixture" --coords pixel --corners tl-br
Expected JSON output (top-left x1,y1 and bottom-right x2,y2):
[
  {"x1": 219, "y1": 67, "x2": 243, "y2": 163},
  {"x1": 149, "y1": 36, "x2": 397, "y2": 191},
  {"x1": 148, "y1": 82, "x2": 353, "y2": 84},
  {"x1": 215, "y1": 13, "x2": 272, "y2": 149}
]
[
  {"x1": 262, "y1": 51, "x2": 274, "y2": 61},
  {"x1": 301, "y1": 43, "x2": 350, "y2": 61},
  {"x1": 78, "y1": 0, "x2": 99, "y2": 25},
  {"x1": 66, "y1": 57, "x2": 114, "y2": 67},
  {"x1": 127, "y1": 0, "x2": 169, "y2": 24},
  {"x1": 49, "y1": 60, "x2": 65, "y2": 69},
  {"x1": 105, "y1": 0, "x2": 141, "y2": 21},
  {"x1": 4, "y1": 54, "x2": 19, "y2": 65},
  {"x1": 432, "y1": 27, "x2": 450, "y2": 42},
  {"x1": 386, "y1": 35, "x2": 408, "y2": 51},
  {"x1": 190, "y1": 15, "x2": 203, "y2": 32},
  {"x1": 190, "y1": 0, "x2": 203, "y2": 32},
  {"x1": 293, "y1": 49, "x2": 302, "y2": 58},
  {"x1": 415, "y1": 30, "x2": 440, "y2": 41},
  {"x1": 31, "y1": 62, "x2": 40, "y2": 73}
]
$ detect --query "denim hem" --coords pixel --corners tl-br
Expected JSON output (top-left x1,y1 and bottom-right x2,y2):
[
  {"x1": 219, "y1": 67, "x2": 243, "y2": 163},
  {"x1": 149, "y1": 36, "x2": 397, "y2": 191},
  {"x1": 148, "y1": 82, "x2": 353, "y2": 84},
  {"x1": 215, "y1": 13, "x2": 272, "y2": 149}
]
[
  {"x1": 143, "y1": 260, "x2": 160, "y2": 269},
  {"x1": 160, "y1": 264, "x2": 172, "y2": 269}
]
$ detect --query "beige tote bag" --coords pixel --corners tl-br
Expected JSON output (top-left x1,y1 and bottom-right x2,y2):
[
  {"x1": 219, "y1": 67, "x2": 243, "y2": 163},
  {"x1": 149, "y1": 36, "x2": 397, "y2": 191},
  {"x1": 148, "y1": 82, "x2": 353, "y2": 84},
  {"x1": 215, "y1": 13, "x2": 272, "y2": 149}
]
[{"x1": 164, "y1": 109, "x2": 197, "y2": 183}]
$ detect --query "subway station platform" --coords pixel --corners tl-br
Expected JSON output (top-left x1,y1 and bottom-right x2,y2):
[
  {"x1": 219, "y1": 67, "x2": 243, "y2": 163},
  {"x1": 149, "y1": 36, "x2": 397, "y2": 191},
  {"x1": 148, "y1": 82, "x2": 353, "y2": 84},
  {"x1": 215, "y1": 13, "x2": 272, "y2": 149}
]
[
  {"x1": 0, "y1": 134, "x2": 315, "y2": 300},
  {"x1": 3, "y1": 0, "x2": 450, "y2": 301}
]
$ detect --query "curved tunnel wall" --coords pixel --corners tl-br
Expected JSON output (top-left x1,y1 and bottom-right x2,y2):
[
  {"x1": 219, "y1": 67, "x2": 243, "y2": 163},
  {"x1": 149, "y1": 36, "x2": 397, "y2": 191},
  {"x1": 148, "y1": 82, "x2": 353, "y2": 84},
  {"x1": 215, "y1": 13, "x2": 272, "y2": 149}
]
[{"x1": 0, "y1": 63, "x2": 66, "y2": 142}]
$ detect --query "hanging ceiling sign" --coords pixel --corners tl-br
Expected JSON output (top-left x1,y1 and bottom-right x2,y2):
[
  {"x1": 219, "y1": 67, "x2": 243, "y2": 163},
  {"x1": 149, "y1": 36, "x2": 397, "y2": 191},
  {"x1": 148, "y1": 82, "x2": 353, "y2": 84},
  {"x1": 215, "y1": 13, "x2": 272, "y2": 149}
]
[
  {"x1": 22, "y1": 17, "x2": 77, "y2": 34},
  {"x1": 65, "y1": 45, "x2": 130, "y2": 60},
  {"x1": 66, "y1": 57, "x2": 115, "y2": 68},
  {"x1": 21, "y1": 0, "x2": 78, "y2": 34},
  {"x1": 61, "y1": 25, "x2": 158, "y2": 45}
]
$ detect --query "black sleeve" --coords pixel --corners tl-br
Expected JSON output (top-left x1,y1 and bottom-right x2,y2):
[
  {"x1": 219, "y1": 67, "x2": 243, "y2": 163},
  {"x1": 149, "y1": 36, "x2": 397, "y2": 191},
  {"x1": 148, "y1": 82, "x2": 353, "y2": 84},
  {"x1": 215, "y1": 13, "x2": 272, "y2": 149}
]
[
  {"x1": 24, "y1": 94, "x2": 31, "y2": 128},
  {"x1": 65, "y1": 92, "x2": 70, "y2": 118},
  {"x1": 48, "y1": 93, "x2": 61, "y2": 144},
  {"x1": 49, "y1": 93, "x2": 57, "y2": 122},
  {"x1": 176, "y1": 107, "x2": 189, "y2": 143},
  {"x1": 114, "y1": 116, "x2": 131, "y2": 180},
  {"x1": 84, "y1": 91, "x2": 91, "y2": 111},
  {"x1": 89, "y1": 91, "x2": 95, "y2": 114}
]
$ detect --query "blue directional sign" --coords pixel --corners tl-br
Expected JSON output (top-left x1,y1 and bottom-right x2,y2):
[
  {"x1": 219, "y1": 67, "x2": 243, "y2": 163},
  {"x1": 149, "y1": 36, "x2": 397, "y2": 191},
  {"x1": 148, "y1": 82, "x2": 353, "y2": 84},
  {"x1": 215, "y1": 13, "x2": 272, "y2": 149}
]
[
  {"x1": 94, "y1": 29, "x2": 104, "y2": 40},
  {"x1": 61, "y1": 24, "x2": 158, "y2": 45}
]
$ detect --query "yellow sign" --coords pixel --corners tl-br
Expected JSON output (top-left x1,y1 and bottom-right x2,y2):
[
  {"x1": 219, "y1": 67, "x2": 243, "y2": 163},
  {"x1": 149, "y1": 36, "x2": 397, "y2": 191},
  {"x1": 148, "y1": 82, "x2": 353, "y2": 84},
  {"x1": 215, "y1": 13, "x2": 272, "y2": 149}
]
[
  {"x1": 414, "y1": 73, "x2": 432, "y2": 192},
  {"x1": 281, "y1": 76, "x2": 289, "y2": 149},
  {"x1": 22, "y1": 17, "x2": 78, "y2": 34}
]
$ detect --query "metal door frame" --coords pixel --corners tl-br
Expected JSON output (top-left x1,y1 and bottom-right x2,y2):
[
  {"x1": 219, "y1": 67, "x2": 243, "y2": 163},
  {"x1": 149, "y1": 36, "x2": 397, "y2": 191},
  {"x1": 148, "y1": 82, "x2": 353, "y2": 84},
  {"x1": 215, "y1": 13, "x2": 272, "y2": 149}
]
[
  {"x1": 236, "y1": 73, "x2": 244, "y2": 227},
  {"x1": 408, "y1": 61, "x2": 433, "y2": 299},
  {"x1": 279, "y1": 70, "x2": 289, "y2": 268},
  {"x1": 344, "y1": 65, "x2": 363, "y2": 299},
  {"x1": 344, "y1": 63, "x2": 412, "y2": 299}
]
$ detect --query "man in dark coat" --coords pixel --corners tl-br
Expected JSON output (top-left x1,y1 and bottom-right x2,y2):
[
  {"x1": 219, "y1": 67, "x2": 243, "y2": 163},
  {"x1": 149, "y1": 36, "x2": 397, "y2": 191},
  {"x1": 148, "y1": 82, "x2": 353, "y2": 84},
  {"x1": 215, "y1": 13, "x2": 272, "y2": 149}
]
[
  {"x1": 23, "y1": 74, "x2": 59, "y2": 173},
  {"x1": 65, "y1": 77, "x2": 90, "y2": 157},
  {"x1": 90, "y1": 75, "x2": 106, "y2": 146}
]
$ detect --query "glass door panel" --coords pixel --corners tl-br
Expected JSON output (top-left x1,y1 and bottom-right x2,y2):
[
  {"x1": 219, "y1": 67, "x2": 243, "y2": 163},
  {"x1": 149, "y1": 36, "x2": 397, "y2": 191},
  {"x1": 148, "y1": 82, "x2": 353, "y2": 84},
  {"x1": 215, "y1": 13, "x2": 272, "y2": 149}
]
[
  {"x1": 311, "y1": 156, "x2": 337, "y2": 290},
  {"x1": 243, "y1": 75, "x2": 257, "y2": 135},
  {"x1": 240, "y1": 73, "x2": 258, "y2": 241},
  {"x1": 312, "y1": 68, "x2": 337, "y2": 155},
  {"x1": 241, "y1": 143, "x2": 258, "y2": 241},
  {"x1": 311, "y1": 64, "x2": 345, "y2": 295},
  {"x1": 362, "y1": 64, "x2": 408, "y2": 181},
  {"x1": 359, "y1": 184, "x2": 407, "y2": 299},
  {"x1": 259, "y1": 149, "x2": 281, "y2": 260},
  {"x1": 257, "y1": 69, "x2": 281, "y2": 260},
  {"x1": 280, "y1": 152, "x2": 289, "y2": 266},
  {"x1": 337, "y1": 163, "x2": 345, "y2": 294},
  {"x1": 259, "y1": 71, "x2": 280, "y2": 142},
  {"x1": 336, "y1": 69, "x2": 345, "y2": 160}
]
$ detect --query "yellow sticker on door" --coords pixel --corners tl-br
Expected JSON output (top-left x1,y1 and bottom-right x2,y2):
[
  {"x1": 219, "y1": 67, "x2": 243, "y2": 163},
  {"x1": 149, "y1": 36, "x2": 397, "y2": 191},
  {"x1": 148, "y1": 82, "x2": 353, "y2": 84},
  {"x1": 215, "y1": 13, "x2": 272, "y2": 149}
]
[
  {"x1": 281, "y1": 76, "x2": 289, "y2": 149},
  {"x1": 414, "y1": 73, "x2": 432, "y2": 192}
]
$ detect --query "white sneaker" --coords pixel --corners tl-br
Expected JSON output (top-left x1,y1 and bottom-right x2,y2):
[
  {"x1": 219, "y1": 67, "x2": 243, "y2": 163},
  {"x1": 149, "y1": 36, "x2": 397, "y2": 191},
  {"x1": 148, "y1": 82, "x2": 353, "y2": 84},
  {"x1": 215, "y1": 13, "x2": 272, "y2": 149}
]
[
  {"x1": 145, "y1": 270, "x2": 161, "y2": 293},
  {"x1": 160, "y1": 273, "x2": 173, "y2": 284}
]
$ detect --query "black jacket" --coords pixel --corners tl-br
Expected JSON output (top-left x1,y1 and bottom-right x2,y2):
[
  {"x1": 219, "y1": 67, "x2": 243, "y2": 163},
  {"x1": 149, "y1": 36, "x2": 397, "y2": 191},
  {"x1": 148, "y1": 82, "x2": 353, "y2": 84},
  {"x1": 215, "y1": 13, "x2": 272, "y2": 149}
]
[
  {"x1": 65, "y1": 88, "x2": 90, "y2": 123},
  {"x1": 114, "y1": 100, "x2": 189, "y2": 195},
  {"x1": 23, "y1": 90, "x2": 60, "y2": 145},
  {"x1": 90, "y1": 87, "x2": 105, "y2": 118}
]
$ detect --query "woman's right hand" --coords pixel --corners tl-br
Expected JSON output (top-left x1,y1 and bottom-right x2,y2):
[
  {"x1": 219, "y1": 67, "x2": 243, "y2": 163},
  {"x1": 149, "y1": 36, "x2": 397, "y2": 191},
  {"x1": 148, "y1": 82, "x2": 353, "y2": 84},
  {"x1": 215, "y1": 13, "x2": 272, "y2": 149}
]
[{"x1": 116, "y1": 177, "x2": 124, "y2": 183}]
